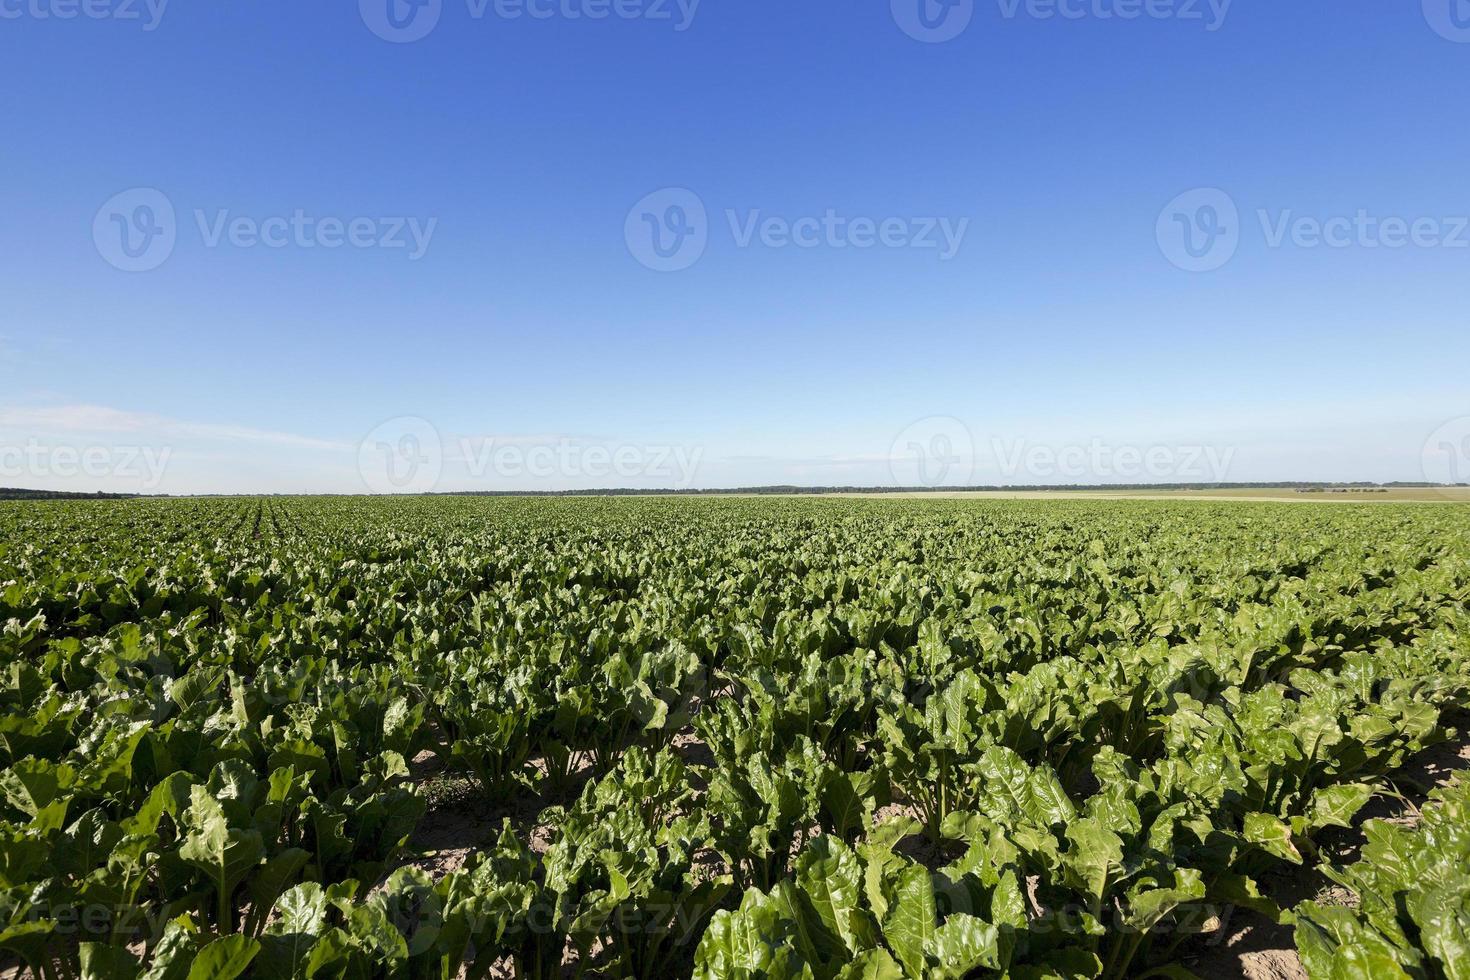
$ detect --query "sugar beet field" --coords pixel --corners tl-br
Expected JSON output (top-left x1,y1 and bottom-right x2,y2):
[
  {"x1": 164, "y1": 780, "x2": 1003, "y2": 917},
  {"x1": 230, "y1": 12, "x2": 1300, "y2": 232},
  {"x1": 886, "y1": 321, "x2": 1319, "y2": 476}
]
[{"x1": 1, "y1": 496, "x2": 1468, "y2": 979}]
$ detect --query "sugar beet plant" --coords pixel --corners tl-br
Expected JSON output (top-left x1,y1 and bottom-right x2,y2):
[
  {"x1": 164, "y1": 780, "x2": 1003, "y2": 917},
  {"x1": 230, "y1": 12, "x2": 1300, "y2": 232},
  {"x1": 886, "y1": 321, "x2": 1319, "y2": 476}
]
[{"x1": 0, "y1": 495, "x2": 1467, "y2": 978}]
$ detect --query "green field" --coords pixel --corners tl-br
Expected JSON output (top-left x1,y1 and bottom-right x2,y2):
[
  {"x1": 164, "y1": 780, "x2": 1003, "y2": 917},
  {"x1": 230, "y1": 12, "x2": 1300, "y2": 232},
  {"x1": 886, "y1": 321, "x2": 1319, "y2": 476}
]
[
  {"x1": 1, "y1": 496, "x2": 1467, "y2": 979},
  {"x1": 834, "y1": 488, "x2": 1470, "y2": 503}
]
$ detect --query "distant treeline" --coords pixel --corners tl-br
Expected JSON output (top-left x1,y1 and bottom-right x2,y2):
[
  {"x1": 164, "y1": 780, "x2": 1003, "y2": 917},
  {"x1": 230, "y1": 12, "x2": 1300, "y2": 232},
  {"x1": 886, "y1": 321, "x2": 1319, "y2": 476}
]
[
  {"x1": 441, "y1": 482, "x2": 1465, "y2": 498},
  {"x1": 0, "y1": 488, "x2": 140, "y2": 501},
  {"x1": 2, "y1": 483, "x2": 1463, "y2": 501}
]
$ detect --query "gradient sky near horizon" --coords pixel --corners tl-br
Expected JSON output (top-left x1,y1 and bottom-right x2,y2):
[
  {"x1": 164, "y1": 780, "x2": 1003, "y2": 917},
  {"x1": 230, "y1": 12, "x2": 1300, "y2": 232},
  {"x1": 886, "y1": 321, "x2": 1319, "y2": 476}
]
[{"x1": 3, "y1": 0, "x2": 1469, "y2": 494}]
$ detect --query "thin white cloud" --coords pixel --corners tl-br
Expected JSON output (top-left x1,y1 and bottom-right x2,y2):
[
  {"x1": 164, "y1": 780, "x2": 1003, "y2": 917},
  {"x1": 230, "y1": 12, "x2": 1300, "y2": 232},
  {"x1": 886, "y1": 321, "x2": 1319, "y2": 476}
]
[
  {"x1": 169, "y1": 422, "x2": 349, "y2": 451},
  {"x1": 0, "y1": 404, "x2": 349, "y2": 451}
]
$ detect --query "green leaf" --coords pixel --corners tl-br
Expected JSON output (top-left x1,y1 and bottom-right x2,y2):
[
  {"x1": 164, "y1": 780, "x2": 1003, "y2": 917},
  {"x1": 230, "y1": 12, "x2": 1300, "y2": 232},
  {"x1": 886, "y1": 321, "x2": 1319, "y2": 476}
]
[
  {"x1": 80, "y1": 943, "x2": 140, "y2": 980},
  {"x1": 179, "y1": 787, "x2": 266, "y2": 928},
  {"x1": 1304, "y1": 784, "x2": 1376, "y2": 831},
  {"x1": 883, "y1": 864, "x2": 937, "y2": 978},
  {"x1": 1062, "y1": 817, "x2": 1125, "y2": 905},
  {"x1": 1243, "y1": 812, "x2": 1302, "y2": 865},
  {"x1": 925, "y1": 913, "x2": 1000, "y2": 975},
  {"x1": 303, "y1": 927, "x2": 356, "y2": 978},
  {"x1": 169, "y1": 667, "x2": 223, "y2": 712},
  {"x1": 1406, "y1": 882, "x2": 1470, "y2": 980},
  {"x1": 1123, "y1": 869, "x2": 1206, "y2": 933},
  {"x1": 694, "y1": 893, "x2": 802, "y2": 979},
  {"x1": 123, "y1": 771, "x2": 192, "y2": 836},
  {"x1": 58, "y1": 807, "x2": 124, "y2": 877},
  {"x1": 821, "y1": 769, "x2": 879, "y2": 842},
  {"x1": 795, "y1": 835, "x2": 866, "y2": 955},
  {"x1": 270, "y1": 882, "x2": 331, "y2": 935},
  {"x1": 1209, "y1": 872, "x2": 1285, "y2": 922},
  {"x1": 246, "y1": 848, "x2": 311, "y2": 934},
  {"x1": 0, "y1": 920, "x2": 57, "y2": 970},
  {"x1": 975, "y1": 746, "x2": 1075, "y2": 828},
  {"x1": 1295, "y1": 904, "x2": 1419, "y2": 980},
  {"x1": 140, "y1": 918, "x2": 204, "y2": 980},
  {"x1": 0, "y1": 758, "x2": 76, "y2": 815},
  {"x1": 833, "y1": 948, "x2": 905, "y2": 980},
  {"x1": 186, "y1": 936, "x2": 260, "y2": 980}
]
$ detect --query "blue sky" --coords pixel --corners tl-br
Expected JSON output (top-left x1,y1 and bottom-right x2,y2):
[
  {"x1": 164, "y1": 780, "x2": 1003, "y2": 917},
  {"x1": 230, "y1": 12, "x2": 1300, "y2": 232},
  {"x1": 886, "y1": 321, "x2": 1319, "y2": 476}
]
[{"x1": 3, "y1": 0, "x2": 1469, "y2": 493}]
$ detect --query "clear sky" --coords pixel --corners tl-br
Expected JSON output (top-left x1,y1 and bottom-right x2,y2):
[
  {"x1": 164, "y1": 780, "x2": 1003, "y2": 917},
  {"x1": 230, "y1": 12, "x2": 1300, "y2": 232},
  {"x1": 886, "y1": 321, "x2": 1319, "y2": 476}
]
[{"x1": 3, "y1": 0, "x2": 1469, "y2": 493}]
